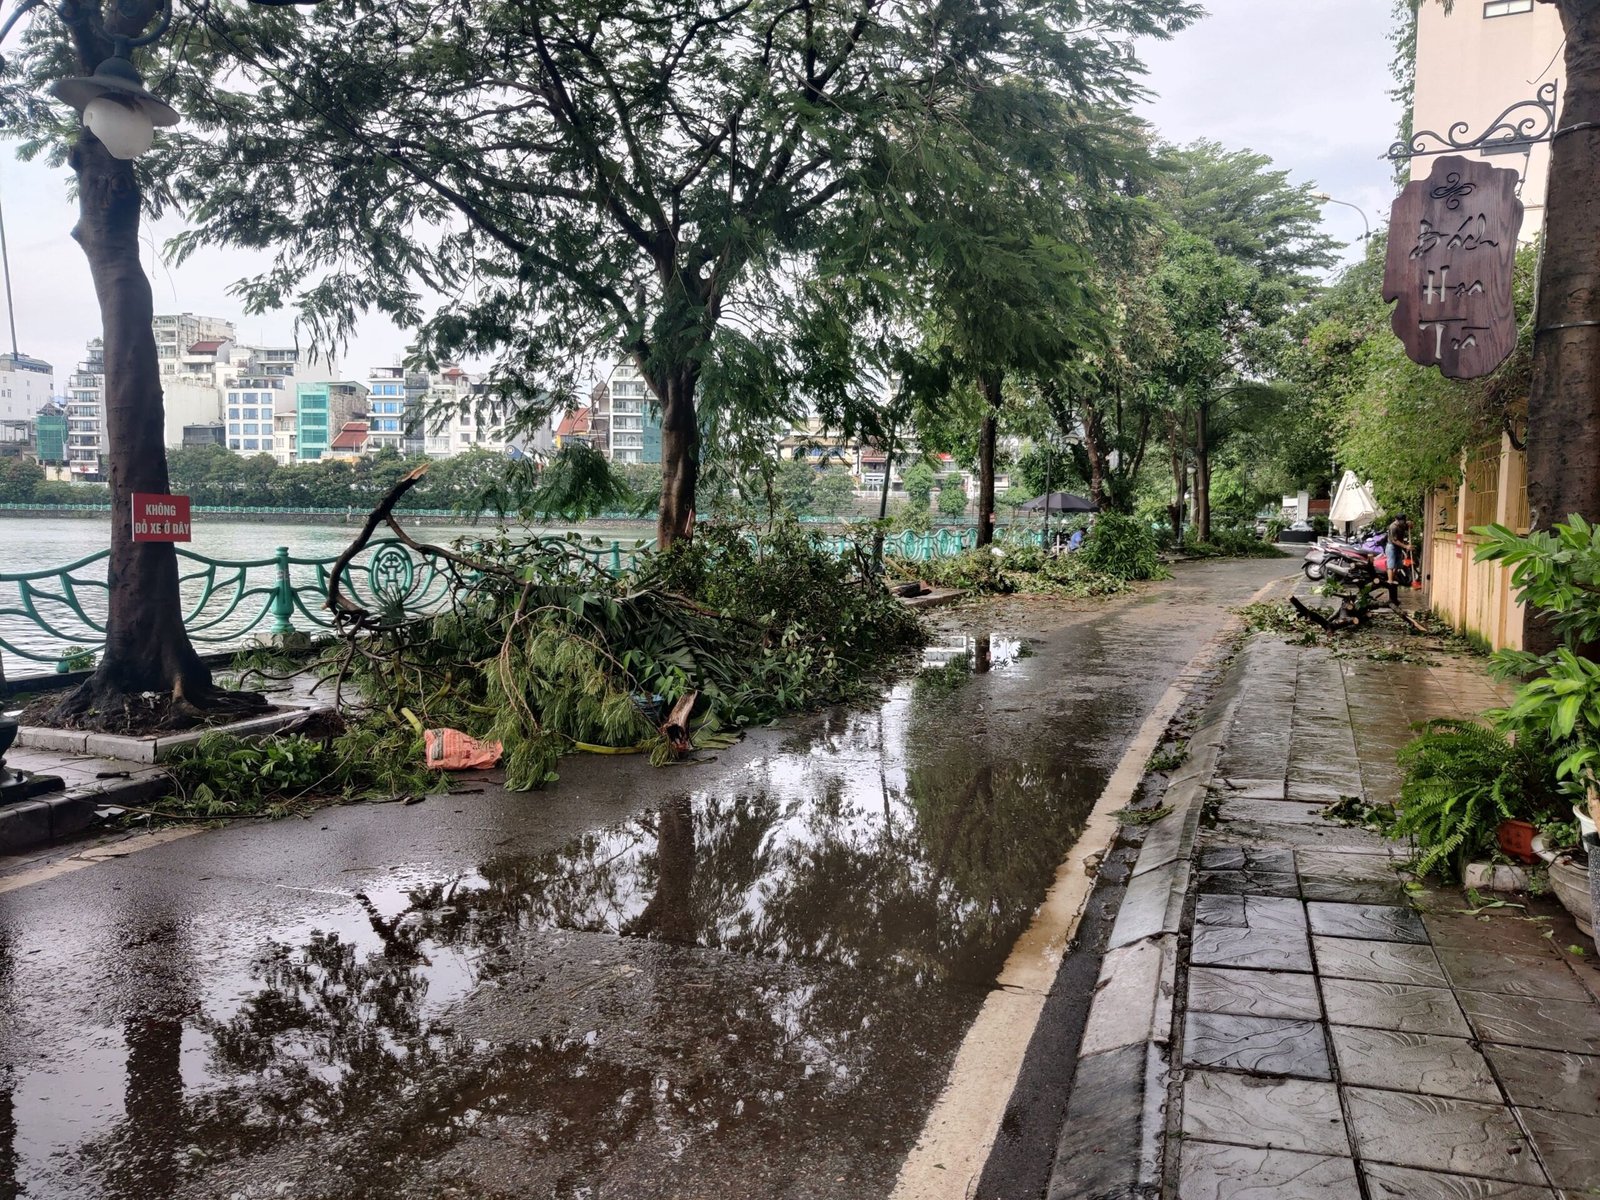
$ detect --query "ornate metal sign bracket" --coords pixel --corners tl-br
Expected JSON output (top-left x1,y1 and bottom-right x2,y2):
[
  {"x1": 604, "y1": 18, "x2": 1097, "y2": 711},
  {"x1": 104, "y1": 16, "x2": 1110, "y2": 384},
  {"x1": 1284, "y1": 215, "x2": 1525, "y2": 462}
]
[{"x1": 1386, "y1": 82, "x2": 1559, "y2": 162}]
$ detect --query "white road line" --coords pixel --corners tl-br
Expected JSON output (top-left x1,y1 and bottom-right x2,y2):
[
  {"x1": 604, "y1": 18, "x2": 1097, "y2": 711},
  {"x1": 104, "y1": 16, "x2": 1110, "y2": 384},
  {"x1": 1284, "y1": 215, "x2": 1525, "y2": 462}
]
[
  {"x1": 0, "y1": 827, "x2": 202, "y2": 895},
  {"x1": 889, "y1": 574, "x2": 1291, "y2": 1199}
]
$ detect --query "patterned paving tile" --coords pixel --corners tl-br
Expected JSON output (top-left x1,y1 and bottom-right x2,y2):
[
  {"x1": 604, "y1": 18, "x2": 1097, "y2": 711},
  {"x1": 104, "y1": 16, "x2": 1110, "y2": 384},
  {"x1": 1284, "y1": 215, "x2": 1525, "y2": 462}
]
[
  {"x1": 1299, "y1": 875, "x2": 1410, "y2": 905},
  {"x1": 1516, "y1": 1107, "x2": 1600, "y2": 1193},
  {"x1": 1190, "y1": 924, "x2": 1314, "y2": 973},
  {"x1": 1432, "y1": 946, "x2": 1593, "y2": 1003},
  {"x1": 1480, "y1": 1043, "x2": 1600, "y2": 1115},
  {"x1": 1195, "y1": 894, "x2": 1307, "y2": 932},
  {"x1": 1186, "y1": 967, "x2": 1322, "y2": 1021},
  {"x1": 1329, "y1": 1026, "x2": 1496, "y2": 1101},
  {"x1": 1362, "y1": 1162, "x2": 1558, "y2": 1199},
  {"x1": 1343, "y1": 1088, "x2": 1544, "y2": 1185},
  {"x1": 1197, "y1": 869, "x2": 1301, "y2": 898},
  {"x1": 1182, "y1": 1012, "x2": 1331, "y2": 1080},
  {"x1": 1312, "y1": 936, "x2": 1447, "y2": 987},
  {"x1": 1319, "y1": 979, "x2": 1471, "y2": 1038},
  {"x1": 1296, "y1": 851, "x2": 1405, "y2": 883},
  {"x1": 1178, "y1": 1143, "x2": 1360, "y2": 1200},
  {"x1": 1200, "y1": 845, "x2": 1296, "y2": 873},
  {"x1": 1457, "y1": 990, "x2": 1600, "y2": 1055},
  {"x1": 1306, "y1": 901, "x2": 1428, "y2": 944},
  {"x1": 1218, "y1": 797, "x2": 1332, "y2": 826},
  {"x1": 1180, "y1": 1070, "x2": 1348, "y2": 1155}
]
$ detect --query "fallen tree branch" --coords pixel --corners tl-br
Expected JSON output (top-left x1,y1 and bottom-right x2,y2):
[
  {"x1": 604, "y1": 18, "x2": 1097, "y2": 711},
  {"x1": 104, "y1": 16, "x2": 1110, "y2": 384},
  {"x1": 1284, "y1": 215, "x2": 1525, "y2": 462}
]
[{"x1": 326, "y1": 464, "x2": 431, "y2": 622}]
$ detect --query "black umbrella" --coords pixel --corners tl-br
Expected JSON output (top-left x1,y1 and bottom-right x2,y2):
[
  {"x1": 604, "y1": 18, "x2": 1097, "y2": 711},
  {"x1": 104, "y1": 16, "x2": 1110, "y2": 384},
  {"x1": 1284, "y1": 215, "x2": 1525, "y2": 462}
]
[{"x1": 1018, "y1": 491, "x2": 1097, "y2": 513}]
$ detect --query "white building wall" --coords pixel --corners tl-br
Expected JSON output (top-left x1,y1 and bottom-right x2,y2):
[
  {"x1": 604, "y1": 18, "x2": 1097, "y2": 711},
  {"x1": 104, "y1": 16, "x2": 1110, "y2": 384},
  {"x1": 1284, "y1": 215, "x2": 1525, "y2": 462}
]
[
  {"x1": 0, "y1": 356, "x2": 55, "y2": 423},
  {"x1": 606, "y1": 360, "x2": 649, "y2": 464},
  {"x1": 1413, "y1": 1, "x2": 1563, "y2": 234},
  {"x1": 152, "y1": 313, "x2": 237, "y2": 378},
  {"x1": 164, "y1": 380, "x2": 224, "y2": 450}
]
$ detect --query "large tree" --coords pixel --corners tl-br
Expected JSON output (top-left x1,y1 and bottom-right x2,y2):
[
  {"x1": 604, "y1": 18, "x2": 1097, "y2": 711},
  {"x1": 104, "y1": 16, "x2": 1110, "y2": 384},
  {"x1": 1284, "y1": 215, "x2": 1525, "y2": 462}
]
[
  {"x1": 1155, "y1": 142, "x2": 1335, "y2": 540},
  {"x1": 147, "y1": 0, "x2": 1196, "y2": 547},
  {"x1": 0, "y1": 0, "x2": 303, "y2": 721}
]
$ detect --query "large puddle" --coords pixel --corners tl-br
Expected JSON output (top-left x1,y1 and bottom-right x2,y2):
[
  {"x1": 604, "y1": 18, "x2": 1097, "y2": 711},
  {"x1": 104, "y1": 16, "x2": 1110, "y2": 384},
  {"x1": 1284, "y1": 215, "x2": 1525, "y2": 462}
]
[{"x1": 1, "y1": 620, "x2": 1143, "y2": 1199}]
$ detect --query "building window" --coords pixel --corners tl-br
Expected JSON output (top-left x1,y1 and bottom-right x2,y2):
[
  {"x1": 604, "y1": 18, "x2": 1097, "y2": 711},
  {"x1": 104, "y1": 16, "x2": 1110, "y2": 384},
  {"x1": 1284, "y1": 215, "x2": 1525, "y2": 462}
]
[
  {"x1": 1484, "y1": 0, "x2": 1533, "y2": 13},
  {"x1": 243, "y1": 439, "x2": 260, "y2": 450}
]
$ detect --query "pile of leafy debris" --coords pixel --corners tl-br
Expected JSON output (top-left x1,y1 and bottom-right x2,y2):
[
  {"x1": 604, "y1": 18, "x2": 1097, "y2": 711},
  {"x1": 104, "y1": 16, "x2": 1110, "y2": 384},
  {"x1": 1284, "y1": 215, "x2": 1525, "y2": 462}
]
[
  {"x1": 324, "y1": 519, "x2": 926, "y2": 791},
  {"x1": 888, "y1": 538, "x2": 1144, "y2": 600}
]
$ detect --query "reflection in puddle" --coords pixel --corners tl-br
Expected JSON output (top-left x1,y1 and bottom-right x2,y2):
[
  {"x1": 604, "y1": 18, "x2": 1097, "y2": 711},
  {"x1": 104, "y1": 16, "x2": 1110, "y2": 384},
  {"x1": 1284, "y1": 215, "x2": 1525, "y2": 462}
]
[
  {"x1": 2, "y1": 620, "x2": 1118, "y2": 1199},
  {"x1": 919, "y1": 631, "x2": 1026, "y2": 672}
]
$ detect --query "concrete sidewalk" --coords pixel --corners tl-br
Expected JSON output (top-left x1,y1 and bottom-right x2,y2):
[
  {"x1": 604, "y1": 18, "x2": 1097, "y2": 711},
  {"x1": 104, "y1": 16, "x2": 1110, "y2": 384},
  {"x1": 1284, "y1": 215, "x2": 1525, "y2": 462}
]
[{"x1": 1050, "y1": 631, "x2": 1600, "y2": 1200}]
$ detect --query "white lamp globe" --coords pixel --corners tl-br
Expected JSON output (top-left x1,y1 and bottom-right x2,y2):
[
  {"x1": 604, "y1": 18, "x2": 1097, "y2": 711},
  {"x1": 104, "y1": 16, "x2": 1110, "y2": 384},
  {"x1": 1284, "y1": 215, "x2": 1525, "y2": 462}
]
[{"x1": 83, "y1": 95, "x2": 155, "y2": 160}]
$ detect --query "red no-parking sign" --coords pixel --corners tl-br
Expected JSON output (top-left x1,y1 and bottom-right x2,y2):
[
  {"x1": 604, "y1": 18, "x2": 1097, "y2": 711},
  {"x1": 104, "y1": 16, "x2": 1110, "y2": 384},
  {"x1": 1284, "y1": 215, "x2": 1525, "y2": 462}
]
[{"x1": 131, "y1": 493, "x2": 192, "y2": 543}]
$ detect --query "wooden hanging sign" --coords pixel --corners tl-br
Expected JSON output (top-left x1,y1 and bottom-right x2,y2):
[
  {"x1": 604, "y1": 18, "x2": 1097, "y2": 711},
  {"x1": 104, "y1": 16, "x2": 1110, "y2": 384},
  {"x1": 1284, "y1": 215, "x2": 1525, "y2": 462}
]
[{"x1": 1383, "y1": 155, "x2": 1523, "y2": 380}]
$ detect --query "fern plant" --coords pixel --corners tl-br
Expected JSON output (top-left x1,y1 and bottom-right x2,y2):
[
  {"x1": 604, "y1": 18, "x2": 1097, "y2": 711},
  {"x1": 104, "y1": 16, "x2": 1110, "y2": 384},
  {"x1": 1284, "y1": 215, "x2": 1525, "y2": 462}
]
[{"x1": 1395, "y1": 719, "x2": 1536, "y2": 880}]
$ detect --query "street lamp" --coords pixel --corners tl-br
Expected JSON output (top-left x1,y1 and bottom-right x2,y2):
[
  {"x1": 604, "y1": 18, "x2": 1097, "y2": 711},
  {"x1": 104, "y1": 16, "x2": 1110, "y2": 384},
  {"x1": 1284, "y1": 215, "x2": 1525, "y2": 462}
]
[
  {"x1": 1315, "y1": 193, "x2": 1373, "y2": 243},
  {"x1": 50, "y1": 54, "x2": 178, "y2": 159}
]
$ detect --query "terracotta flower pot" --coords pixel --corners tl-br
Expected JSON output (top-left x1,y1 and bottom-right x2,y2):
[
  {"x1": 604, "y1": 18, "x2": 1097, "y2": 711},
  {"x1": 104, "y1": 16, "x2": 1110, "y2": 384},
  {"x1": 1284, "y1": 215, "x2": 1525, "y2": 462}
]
[{"x1": 1496, "y1": 819, "x2": 1539, "y2": 865}]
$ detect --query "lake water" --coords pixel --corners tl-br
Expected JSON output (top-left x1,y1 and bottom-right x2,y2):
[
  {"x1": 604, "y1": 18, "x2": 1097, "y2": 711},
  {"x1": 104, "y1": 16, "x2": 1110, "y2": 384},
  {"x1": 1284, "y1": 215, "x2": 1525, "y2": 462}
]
[{"x1": 0, "y1": 515, "x2": 657, "y2": 681}]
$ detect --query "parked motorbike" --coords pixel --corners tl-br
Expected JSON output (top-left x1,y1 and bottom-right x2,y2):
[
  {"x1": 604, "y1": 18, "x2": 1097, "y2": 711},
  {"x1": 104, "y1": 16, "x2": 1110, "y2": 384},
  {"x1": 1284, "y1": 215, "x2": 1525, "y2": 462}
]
[
  {"x1": 1305, "y1": 533, "x2": 1388, "y2": 586},
  {"x1": 1323, "y1": 543, "x2": 1383, "y2": 587}
]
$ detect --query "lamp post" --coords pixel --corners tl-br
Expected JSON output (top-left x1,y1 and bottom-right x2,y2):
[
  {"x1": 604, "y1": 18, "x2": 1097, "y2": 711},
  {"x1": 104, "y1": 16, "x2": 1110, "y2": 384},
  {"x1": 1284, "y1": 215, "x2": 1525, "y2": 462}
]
[
  {"x1": 1314, "y1": 193, "x2": 1373, "y2": 244},
  {"x1": 0, "y1": 0, "x2": 254, "y2": 718},
  {"x1": 51, "y1": 50, "x2": 179, "y2": 160}
]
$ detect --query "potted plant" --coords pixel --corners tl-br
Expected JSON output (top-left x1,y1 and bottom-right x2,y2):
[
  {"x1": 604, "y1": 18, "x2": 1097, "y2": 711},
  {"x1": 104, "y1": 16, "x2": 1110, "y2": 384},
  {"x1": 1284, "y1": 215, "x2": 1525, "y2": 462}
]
[{"x1": 1477, "y1": 517, "x2": 1600, "y2": 942}]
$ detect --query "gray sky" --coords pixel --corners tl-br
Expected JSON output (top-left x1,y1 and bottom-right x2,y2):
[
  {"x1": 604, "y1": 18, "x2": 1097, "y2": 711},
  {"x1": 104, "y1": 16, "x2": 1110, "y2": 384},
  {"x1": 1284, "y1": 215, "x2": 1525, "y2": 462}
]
[{"x1": 0, "y1": 0, "x2": 1402, "y2": 390}]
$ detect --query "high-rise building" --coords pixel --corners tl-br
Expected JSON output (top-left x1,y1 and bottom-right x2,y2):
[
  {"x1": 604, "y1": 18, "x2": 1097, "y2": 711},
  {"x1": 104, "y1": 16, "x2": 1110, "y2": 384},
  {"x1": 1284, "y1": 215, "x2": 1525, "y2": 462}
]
[
  {"x1": 65, "y1": 340, "x2": 104, "y2": 480},
  {"x1": 604, "y1": 359, "x2": 661, "y2": 464},
  {"x1": 152, "y1": 313, "x2": 236, "y2": 378},
  {"x1": 1412, "y1": 2, "x2": 1562, "y2": 234},
  {"x1": 34, "y1": 403, "x2": 68, "y2": 464},
  {"x1": 294, "y1": 380, "x2": 370, "y2": 462},
  {"x1": 363, "y1": 366, "x2": 410, "y2": 453}
]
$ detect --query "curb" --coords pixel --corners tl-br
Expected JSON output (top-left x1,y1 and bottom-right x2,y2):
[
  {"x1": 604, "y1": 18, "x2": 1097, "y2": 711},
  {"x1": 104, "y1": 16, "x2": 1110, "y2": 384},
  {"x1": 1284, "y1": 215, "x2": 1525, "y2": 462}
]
[
  {"x1": 1045, "y1": 647, "x2": 1252, "y2": 1200},
  {"x1": 14, "y1": 699, "x2": 330, "y2": 764},
  {"x1": 0, "y1": 771, "x2": 170, "y2": 853}
]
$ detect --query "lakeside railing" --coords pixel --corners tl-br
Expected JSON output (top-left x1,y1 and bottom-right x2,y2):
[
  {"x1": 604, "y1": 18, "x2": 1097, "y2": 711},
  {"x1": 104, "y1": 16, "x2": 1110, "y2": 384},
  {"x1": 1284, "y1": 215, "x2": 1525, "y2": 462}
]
[{"x1": 0, "y1": 526, "x2": 980, "y2": 685}]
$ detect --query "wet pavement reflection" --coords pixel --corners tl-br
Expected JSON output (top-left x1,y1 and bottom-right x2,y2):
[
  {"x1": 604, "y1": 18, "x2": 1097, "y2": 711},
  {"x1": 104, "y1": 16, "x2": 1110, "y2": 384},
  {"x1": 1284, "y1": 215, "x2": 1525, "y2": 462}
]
[{"x1": 0, "y1": 559, "x2": 1290, "y2": 1198}]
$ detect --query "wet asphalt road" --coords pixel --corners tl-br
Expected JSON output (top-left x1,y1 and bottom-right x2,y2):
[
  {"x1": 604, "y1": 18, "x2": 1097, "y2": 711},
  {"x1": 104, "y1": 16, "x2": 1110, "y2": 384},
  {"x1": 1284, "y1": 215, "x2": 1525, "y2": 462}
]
[{"x1": 0, "y1": 558, "x2": 1291, "y2": 1200}]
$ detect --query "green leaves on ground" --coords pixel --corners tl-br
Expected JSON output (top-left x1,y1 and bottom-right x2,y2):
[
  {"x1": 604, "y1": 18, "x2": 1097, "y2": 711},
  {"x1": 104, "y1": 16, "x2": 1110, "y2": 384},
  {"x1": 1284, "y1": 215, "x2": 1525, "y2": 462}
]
[
  {"x1": 158, "y1": 725, "x2": 447, "y2": 820},
  {"x1": 351, "y1": 521, "x2": 925, "y2": 791}
]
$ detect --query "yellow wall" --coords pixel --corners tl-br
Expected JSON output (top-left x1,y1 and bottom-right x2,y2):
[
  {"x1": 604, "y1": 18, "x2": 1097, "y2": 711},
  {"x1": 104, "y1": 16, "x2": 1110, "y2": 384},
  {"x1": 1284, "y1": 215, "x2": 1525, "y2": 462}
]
[{"x1": 1425, "y1": 434, "x2": 1528, "y2": 651}]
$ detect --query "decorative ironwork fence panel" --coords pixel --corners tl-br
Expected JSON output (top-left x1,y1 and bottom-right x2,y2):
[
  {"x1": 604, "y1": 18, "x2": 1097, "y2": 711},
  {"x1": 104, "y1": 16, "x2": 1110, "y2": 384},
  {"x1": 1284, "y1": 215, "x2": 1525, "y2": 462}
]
[{"x1": 1, "y1": 527, "x2": 982, "y2": 685}]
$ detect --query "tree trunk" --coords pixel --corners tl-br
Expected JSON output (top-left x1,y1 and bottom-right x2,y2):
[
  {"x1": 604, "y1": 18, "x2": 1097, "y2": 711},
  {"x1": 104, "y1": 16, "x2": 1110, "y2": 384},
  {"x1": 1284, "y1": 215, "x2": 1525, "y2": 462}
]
[
  {"x1": 1082, "y1": 404, "x2": 1109, "y2": 511},
  {"x1": 655, "y1": 362, "x2": 701, "y2": 549},
  {"x1": 53, "y1": 136, "x2": 232, "y2": 724},
  {"x1": 1524, "y1": 0, "x2": 1600, "y2": 653},
  {"x1": 1169, "y1": 440, "x2": 1186, "y2": 542},
  {"x1": 1194, "y1": 398, "x2": 1212, "y2": 544},
  {"x1": 872, "y1": 427, "x2": 895, "y2": 571},
  {"x1": 976, "y1": 371, "x2": 1002, "y2": 547}
]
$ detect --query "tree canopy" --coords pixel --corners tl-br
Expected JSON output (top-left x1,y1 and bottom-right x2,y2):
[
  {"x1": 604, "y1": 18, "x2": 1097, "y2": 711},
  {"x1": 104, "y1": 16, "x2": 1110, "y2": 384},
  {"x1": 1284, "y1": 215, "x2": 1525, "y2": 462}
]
[{"x1": 2, "y1": 0, "x2": 1201, "y2": 545}]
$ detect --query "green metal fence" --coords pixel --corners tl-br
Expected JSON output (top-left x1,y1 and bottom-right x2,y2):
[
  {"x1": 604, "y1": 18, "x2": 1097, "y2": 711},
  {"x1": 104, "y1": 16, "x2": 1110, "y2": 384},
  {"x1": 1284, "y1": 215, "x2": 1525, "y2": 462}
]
[{"x1": 0, "y1": 526, "x2": 978, "y2": 683}]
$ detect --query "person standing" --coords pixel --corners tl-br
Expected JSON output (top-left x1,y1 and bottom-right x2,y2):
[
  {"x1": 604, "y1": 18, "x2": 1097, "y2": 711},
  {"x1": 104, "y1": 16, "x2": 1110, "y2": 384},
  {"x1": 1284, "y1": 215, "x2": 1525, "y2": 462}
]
[{"x1": 1385, "y1": 513, "x2": 1413, "y2": 587}]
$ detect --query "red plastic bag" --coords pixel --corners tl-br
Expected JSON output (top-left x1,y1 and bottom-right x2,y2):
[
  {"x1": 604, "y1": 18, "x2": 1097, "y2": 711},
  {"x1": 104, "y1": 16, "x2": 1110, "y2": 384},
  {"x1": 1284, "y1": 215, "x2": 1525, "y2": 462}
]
[{"x1": 423, "y1": 728, "x2": 503, "y2": 770}]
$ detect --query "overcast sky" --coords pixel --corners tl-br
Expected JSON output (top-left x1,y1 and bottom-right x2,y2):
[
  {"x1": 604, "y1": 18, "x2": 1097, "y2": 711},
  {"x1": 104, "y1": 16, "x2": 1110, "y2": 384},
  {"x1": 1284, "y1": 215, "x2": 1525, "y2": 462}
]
[{"x1": 0, "y1": 0, "x2": 1402, "y2": 390}]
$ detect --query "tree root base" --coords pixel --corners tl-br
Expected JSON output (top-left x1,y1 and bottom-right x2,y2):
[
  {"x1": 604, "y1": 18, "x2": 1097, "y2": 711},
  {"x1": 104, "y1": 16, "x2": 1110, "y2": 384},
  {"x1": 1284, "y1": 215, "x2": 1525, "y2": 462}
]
[{"x1": 41, "y1": 681, "x2": 271, "y2": 736}]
